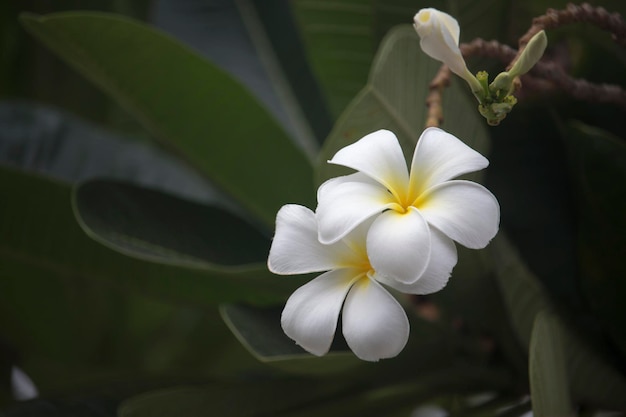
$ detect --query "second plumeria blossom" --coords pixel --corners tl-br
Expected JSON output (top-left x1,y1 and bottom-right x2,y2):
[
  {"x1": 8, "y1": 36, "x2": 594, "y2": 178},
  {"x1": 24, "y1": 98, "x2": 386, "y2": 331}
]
[
  {"x1": 316, "y1": 128, "x2": 500, "y2": 286},
  {"x1": 268, "y1": 204, "x2": 448, "y2": 361}
]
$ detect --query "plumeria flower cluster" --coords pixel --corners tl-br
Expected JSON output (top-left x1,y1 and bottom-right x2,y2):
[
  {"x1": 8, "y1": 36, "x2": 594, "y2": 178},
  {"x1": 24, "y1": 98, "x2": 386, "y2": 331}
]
[
  {"x1": 268, "y1": 128, "x2": 500, "y2": 361},
  {"x1": 413, "y1": 8, "x2": 547, "y2": 125}
]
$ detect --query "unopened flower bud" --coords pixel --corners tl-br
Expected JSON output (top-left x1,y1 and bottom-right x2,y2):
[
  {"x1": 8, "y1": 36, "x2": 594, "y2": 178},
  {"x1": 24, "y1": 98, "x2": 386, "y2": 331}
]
[
  {"x1": 413, "y1": 8, "x2": 482, "y2": 94},
  {"x1": 509, "y1": 30, "x2": 548, "y2": 78}
]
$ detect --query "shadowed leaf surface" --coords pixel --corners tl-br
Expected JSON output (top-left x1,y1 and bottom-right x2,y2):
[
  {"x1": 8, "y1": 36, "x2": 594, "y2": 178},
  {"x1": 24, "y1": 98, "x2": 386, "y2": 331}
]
[
  {"x1": 0, "y1": 167, "x2": 305, "y2": 308},
  {"x1": 20, "y1": 11, "x2": 315, "y2": 227},
  {"x1": 74, "y1": 180, "x2": 270, "y2": 266},
  {"x1": 529, "y1": 310, "x2": 573, "y2": 417},
  {"x1": 290, "y1": 0, "x2": 509, "y2": 117},
  {"x1": 492, "y1": 234, "x2": 626, "y2": 409},
  {"x1": 315, "y1": 25, "x2": 489, "y2": 185},
  {"x1": 566, "y1": 121, "x2": 626, "y2": 362}
]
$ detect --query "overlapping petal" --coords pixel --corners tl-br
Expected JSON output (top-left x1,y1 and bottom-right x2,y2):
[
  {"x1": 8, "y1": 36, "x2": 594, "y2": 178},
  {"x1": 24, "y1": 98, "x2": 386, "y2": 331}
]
[
  {"x1": 317, "y1": 172, "x2": 377, "y2": 202},
  {"x1": 327, "y1": 130, "x2": 409, "y2": 194},
  {"x1": 409, "y1": 127, "x2": 489, "y2": 195},
  {"x1": 342, "y1": 277, "x2": 410, "y2": 361},
  {"x1": 268, "y1": 204, "x2": 354, "y2": 274},
  {"x1": 375, "y1": 228, "x2": 456, "y2": 295},
  {"x1": 366, "y1": 208, "x2": 431, "y2": 284},
  {"x1": 419, "y1": 181, "x2": 500, "y2": 249},
  {"x1": 434, "y1": 9, "x2": 460, "y2": 45},
  {"x1": 316, "y1": 178, "x2": 395, "y2": 244},
  {"x1": 281, "y1": 269, "x2": 359, "y2": 356}
]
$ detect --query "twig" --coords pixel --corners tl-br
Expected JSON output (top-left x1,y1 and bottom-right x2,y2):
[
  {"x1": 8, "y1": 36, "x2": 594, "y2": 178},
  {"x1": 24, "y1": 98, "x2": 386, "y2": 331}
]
[
  {"x1": 462, "y1": 38, "x2": 626, "y2": 107},
  {"x1": 511, "y1": 2, "x2": 626, "y2": 69},
  {"x1": 425, "y1": 65, "x2": 451, "y2": 128},
  {"x1": 424, "y1": 3, "x2": 626, "y2": 129}
]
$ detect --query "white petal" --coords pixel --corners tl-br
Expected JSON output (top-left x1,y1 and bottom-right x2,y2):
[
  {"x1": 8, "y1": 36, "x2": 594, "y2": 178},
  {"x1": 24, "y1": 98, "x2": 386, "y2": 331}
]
[
  {"x1": 11, "y1": 366, "x2": 38, "y2": 401},
  {"x1": 375, "y1": 228, "x2": 457, "y2": 295},
  {"x1": 316, "y1": 178, "x2": 393, "y2": 244},
  {"x1": 433, "y1": 9, "x2": 460, "y2": 45},
  {"x1": 409, "y1": 127, "x2": 489, "y2": 196},
  {"x1": 268, "y1": 204, "x2": 354, "y2": 274},
  {"x1": 342, "y1": 277, "x2": 410, "y2": 361},
  {"x1": 367, "y1": 208, "x2": 431, "y2": 284},
  {"x1": 281, "y1": 269, "x2": 358, "y2": 356},
  {"x1": 317, "y1": 172, "x2": 377, "y2": 203},
  {"x1": 414, "y1": 8, "x2": 459, "y2": 44},
  {"x1": 327, "y1": 130, "x2": 409, "y2": 195},
  {"x1": 419, "y1": 181, "x2": 500, "y2": 249}
]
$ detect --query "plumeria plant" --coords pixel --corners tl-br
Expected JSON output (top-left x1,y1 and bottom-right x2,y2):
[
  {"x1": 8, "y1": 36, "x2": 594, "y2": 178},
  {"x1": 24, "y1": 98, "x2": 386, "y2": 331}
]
[
  {"x1": 1, "y1": 1, "x2": 626, "y2": 417},
  {"x1": 414, "y1": 8, "x2": 548, "y2": 125}
]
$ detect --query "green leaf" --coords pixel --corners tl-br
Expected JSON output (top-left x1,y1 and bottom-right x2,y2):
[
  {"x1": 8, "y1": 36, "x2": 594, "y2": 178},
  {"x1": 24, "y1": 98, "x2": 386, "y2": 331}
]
[
  {"x1": 219, "y1": 304, "x2": 361, "y2": 375},
  {"x1": 20, "y1": 12, "x2": 315, "y2": 227},
  {"x1": 0, "y1": 397, "x2": 118, "y2": 417},
  {"x1": 314, "y1": 25, "x2": 489, "y2": 184},
  {"x1": 290, "y1": 0, "x2": 510, "y2": 117},
  {"x1": 492, "y1": 234, "x2": 626, "y2": 409},
  {"x1": 280, "y1": 367, "x2": 514, "y2": 417},
  {"x1": 0, "y1": 166, "x2": 304, "y2": 308},
  {"x1": 240, "y1": 0, "x2": 332, "y2": 149},
  {"x1": 73, "y1": 180, "x2": 270, "y2": 267},
  {"x1": 0, "y1": 102, "x2": 220, "y2": 204},
  {"x1": 529, "y1": 310, "x2": 573, "y2": 417},
  {"x1": 491, "y1": 235, "x2": 551, "y2": 349},
  {"x1": 565, "y1": 121, "x2": 626, "y2": 360},
  {"x1": 118, "y1": 380, "x2": 349, "y2": 417}
]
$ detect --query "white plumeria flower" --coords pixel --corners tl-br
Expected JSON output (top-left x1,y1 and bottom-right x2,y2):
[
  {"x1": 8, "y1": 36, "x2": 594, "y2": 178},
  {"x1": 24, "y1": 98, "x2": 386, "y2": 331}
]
[
  {"x1": 267, "y1": 204, "x2": 449, "y2": 361},
  {"x1": 413, "y1": 8, "x2": 482, "y2": 94},
  {"x1": 316, "y1": 128, "x2": 500, "y2": 285}
]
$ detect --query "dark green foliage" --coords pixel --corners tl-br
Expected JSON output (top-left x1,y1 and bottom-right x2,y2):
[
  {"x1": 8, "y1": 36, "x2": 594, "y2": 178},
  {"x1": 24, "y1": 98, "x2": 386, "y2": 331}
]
[{"x1": 1, "y1": 0, "x2": 626, "y2": 415}]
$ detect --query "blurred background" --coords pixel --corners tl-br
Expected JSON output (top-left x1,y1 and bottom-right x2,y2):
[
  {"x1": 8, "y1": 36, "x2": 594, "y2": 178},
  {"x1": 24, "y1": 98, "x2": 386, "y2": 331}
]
[{"x1": 1, "y1": 0, "x2": 625, "y2": 415}]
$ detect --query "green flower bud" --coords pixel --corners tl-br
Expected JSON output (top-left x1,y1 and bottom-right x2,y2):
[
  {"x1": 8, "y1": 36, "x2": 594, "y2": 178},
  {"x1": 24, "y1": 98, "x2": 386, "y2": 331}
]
[
  {"x1": 489, "y1": 71, "x2": 513, "y2": 96},
  {"x1": 509, "y1": 30, "x2": 548, "y2": 78}
]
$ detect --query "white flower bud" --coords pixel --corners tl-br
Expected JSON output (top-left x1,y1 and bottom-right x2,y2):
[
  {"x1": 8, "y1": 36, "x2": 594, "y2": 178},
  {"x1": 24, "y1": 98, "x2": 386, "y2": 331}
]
[
  {"x1": 413, "y1": 9, "x2": 463, "y2": 75},
  {"x1": 413, "y1": 8, "x2": 481, "y2": 94}
]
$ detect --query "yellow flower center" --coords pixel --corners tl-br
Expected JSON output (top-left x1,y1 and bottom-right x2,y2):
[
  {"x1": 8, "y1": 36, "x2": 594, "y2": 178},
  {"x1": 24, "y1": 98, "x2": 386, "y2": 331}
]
[
  {"x1": 418, "y1": 10, "x2": 431, "y2": 23},
  {"x1": 386, "y1": 184, "x2": 427, "y2": 215}
]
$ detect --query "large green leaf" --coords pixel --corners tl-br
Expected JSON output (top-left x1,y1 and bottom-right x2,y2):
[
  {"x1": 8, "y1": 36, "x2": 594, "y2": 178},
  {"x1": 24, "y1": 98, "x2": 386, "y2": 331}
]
[
  {"x1": 315, "y1": 25, "x2": 489, "y2": 184},
  {"x1": 0, "y1": 166, "x2": 307, "y2": 394},
  {"x1": 290, "y1": 0, "x2": 510, "y2": 117},
  {"x1": 0, "y1": 101, "x2": 221, "y2": 204},
  {"x1": 491, "y1": 234, "x2": 626, "y2": 409},
  {"x1": 250, "y1": 0, "x2": 334, "y2": 143},
  {"x1": 0, "y1": 167, "x2": 304, "y2": 308},
  {"x1": 565, "y1": 121, "x2": 626, "y2": 360},
  {"x1": 528, "y1": 311, "x2": 573, "y2": 417},
  {"x1": 118, "y1": 367, "x2": 514, "y2": 417},
  {"x1": 73, "y1": 180, "x2": 270, "y2": 267},
  {"x1": 20, "y1": 12, "x2": 315, "y2": 227},
  {"x1": 280, "y1": 366, "x2": 514, "y2": 417},
  {"x1": 152, "y1": 0, "x2": 329, "y2": 155},
  {"x1": 219, "y1": 304, "x2": 360, "y2": 375},
  {"x1": 118, "y1": 380, "x2": 349, "y2": 417},
  {"x1": 490, "y1": 235, "x2": 550, "y2": 349}
]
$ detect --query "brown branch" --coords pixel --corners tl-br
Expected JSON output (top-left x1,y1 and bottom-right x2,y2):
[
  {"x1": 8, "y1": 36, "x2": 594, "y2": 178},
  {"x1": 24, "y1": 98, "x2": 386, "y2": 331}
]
[
  {"x1": 424, "y1": 3, "x2": 626, "y2": 128},
  {"x1": 461, "y1": 38, "x2": 626, "y2": 107},
  {"x1": 533, "y1": 60, "x2": 626, "y2": 106},
  {"x1": 425, "y1": 64, "x2": 451, "y2": 128},
  {"x1": 511, "y1": 2, "x2": 626, "y2": 69}
]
